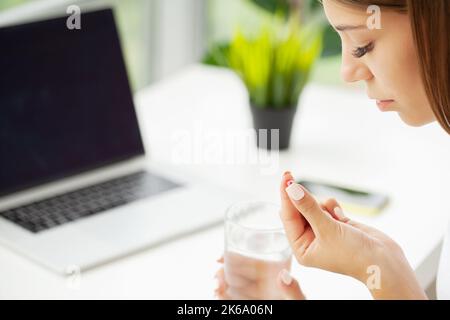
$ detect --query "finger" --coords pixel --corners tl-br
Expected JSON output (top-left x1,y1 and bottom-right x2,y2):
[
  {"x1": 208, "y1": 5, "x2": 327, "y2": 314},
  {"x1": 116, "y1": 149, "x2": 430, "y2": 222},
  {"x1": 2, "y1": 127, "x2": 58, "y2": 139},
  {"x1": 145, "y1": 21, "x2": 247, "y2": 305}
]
[
  {"x1": 215, "y1": 290, "x2": 232, "y2": 300},
  {"x1": 320, "y1": 202, "x2": 336, "y2": 219},
  {"x1": 320, "y1": 202, "x2": 344, "y2": 221},
  {"x1": 280, "y1": 172, "x2": 308, "y2": 232},
  {"x1": 214, "y1": 273, "x2": 232, "y2": 300},
  {"x1": 277, "y1": 269, "x2": 306, "y2": 300},
  {"x1": 223, "y1": 269, "x2": 277, "y2": 298},
  {"x1": 285, "y1": 182, "x2": 334, "y2": 236},
  {"x1": 321, "y1": 198, "x2": 350, "y2": 223},
  {"x1": 226, "y1": 287, "x2": 259, "y2": 300},
  {"x1": 222, "y1": 252, "x2": 294, "y2": 299},
  {"x1": 217, "y1": 256, "x2": 224, "y2": 263},
  {"x1": 319, "y1": 200, "x2": 384, "y2": 238},
  {"x1": 223, "y1": 270, "x2": 254, "y2": 288},
  {"x1": 215, "y1": 268, "x2": 228, "y2": 292},
  {"x1": 280, "y1": 171, "x2": 308, "y2": 245},
  {"x1": 216, "y1": 271, "x2": 260, "y2": 300},
  {"x1": 224, "y1": 252, "x2": 287, "y2": 282},
  {"x1": 346, "y1": 219, "x2": 390, "y2": 240}
]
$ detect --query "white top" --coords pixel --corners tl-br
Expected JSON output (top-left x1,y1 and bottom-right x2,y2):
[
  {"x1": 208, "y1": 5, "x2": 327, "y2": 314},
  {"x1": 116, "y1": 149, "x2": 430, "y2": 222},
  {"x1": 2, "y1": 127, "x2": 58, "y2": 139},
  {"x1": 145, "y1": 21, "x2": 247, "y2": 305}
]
[
  {"x1": 1, "y1": 65, "x2": 450, "y2": 299},
  {"x1": 437, "y1": 223, "x2": 450, "y2": 299}
]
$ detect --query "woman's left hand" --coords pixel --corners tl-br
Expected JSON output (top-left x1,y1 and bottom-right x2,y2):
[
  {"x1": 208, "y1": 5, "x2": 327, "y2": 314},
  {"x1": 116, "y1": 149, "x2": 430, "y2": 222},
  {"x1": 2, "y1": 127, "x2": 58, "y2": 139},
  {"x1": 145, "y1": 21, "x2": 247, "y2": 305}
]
[{"x1": 214, "y1": 256, "x2": 306, "y2": 300}]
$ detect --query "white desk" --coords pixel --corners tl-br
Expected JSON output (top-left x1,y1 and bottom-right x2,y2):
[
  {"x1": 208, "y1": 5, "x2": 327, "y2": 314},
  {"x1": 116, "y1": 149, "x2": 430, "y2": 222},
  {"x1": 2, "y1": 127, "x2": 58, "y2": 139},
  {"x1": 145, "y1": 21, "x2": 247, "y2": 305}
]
[{"x1": 1, "y1": 65, "x2": 450, "y2": 299}]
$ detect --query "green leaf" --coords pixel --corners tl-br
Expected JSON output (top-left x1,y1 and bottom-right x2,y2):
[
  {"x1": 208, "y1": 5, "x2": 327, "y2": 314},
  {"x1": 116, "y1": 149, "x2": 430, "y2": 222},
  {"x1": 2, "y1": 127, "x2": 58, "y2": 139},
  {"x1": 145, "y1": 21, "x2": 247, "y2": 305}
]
[
  {"x1": 226, "y1": 8, "x2": 323, "y2": 108},
  {"x1": 248, "y1": 0, "x2": 290, "y2": 16},
  {"x1": 321, "y1": 25, "x2": 341, "y2": 57},
  {"x1": 202, "y1": 42, "x2": 231, "y2": 67}
]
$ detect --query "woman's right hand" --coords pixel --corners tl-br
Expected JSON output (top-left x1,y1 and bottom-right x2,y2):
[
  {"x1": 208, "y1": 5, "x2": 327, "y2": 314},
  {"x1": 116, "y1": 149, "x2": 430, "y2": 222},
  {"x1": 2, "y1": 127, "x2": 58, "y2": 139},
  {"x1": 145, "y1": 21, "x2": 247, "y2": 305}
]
[{"x1": 280, "y1": 171, "x2": 427, "y2": 299}]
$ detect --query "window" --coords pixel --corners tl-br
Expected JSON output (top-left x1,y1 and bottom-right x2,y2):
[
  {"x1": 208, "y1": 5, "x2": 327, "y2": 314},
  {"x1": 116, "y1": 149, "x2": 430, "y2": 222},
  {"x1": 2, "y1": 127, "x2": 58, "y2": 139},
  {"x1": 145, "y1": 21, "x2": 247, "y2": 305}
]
[{"x1": 0, "y1": 0, "x2": 207, "y2": 91}]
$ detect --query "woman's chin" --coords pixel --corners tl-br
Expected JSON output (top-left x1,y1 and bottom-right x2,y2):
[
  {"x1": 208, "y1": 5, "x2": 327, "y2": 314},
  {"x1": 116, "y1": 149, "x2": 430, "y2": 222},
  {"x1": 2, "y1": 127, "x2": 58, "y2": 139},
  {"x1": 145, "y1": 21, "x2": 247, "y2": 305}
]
[{"x1": 397, "y1": 112, "x2": 435, "y2": 127}]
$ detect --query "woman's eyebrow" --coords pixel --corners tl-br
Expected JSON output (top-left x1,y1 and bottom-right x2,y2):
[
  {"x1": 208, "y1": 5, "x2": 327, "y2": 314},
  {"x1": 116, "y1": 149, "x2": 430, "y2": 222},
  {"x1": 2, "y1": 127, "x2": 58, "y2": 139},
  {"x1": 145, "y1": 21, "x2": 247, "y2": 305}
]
[{"x1": 335, "y1": 24, "x2": 367, "y2": 31}]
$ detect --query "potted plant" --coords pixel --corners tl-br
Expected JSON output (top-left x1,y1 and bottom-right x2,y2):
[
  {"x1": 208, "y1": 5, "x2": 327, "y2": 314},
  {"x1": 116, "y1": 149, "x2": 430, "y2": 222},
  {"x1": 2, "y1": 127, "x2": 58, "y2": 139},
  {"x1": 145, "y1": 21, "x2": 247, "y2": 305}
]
[{"x1": 204, "y1": 1, "x2": 325, "y2": 150}]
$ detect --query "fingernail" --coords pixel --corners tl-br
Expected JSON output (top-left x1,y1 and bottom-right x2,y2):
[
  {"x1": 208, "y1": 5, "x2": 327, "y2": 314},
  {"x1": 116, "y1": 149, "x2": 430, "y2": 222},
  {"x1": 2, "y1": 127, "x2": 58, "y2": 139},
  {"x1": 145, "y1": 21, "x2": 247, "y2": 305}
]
[
  {"x1": 286, "y1": 179, "x2": 294, "y2": 187},
  {"x1": 285, "y1": 183, "x2": 305, "y2": 201},
  {"x1": 283, "y1": 171, "x2": 291, "y2": 176},
  {"x1": 334, "y1": 207, "x2": 347, "y2": 220},
  {"x1": 280, "y1": 269, "x2": 293, "y2": 286}
]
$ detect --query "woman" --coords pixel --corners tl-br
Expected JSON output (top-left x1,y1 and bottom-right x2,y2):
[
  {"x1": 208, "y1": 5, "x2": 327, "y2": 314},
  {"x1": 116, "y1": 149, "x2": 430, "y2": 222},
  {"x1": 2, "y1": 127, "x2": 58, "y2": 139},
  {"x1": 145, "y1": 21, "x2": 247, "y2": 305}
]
[{"x1": 215, "y1": 0, "x2": 450, "y2": 300}]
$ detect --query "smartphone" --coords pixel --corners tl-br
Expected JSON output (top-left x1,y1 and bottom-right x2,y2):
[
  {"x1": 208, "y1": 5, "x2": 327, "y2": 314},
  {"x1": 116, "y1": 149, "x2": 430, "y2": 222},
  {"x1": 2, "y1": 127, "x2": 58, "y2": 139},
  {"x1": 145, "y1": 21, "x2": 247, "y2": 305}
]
[{"x1": 297, "y1": 179, "x2": 389, "y2": 216}]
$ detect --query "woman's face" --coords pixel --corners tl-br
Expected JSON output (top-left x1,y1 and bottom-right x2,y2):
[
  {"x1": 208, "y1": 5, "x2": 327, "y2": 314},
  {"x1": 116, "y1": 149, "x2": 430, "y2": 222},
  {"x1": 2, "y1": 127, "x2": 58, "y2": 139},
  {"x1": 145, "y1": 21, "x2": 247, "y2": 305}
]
[{"x1": 323, "y1": 0, "x2": 435, "y2": 126}]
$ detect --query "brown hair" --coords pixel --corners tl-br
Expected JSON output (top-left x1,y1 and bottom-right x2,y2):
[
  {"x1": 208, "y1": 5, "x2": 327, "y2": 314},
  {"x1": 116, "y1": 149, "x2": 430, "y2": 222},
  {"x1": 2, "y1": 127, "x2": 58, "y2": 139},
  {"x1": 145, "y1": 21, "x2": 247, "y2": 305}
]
[{"x1": 330, "y1": 0, "x2": 450, "y2": 134}]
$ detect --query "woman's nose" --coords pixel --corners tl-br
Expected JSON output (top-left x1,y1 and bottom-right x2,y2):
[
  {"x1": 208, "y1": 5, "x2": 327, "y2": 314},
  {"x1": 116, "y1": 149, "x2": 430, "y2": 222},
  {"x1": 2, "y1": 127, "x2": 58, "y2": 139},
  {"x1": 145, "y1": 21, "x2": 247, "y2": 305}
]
[{"x1": 340, "y1": 51, "x2": 373, "y2": 83}]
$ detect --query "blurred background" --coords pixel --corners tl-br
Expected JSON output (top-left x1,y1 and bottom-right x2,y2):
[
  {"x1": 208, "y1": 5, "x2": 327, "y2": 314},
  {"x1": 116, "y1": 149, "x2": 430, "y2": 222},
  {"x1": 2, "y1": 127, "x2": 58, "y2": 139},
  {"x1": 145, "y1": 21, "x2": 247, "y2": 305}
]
[
  {"x1": 1, "y1": 0, "x2": 448, "y2": 301},
  {"x1": 0, "y1": 0, "x2": 354, "y2": 92}
]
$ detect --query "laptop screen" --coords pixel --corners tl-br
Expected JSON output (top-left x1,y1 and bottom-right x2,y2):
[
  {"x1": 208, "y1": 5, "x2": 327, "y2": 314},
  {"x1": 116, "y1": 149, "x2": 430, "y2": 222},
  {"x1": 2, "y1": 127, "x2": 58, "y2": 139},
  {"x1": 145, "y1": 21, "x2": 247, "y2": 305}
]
[{"x1": 0, "y1": 9, "x2": 145, "y2": 197}]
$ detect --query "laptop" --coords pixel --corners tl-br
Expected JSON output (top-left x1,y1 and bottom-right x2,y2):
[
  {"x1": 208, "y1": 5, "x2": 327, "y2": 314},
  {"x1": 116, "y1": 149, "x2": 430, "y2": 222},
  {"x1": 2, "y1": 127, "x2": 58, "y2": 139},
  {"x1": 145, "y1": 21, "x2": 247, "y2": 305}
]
[{"x1": 0, "y1": 8, "x2": 243, "y2": 274}]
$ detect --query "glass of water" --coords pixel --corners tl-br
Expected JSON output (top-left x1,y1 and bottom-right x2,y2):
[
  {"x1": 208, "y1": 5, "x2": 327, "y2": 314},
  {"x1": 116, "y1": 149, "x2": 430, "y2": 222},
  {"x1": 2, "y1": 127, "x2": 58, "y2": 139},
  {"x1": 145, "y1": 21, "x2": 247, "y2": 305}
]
[{"x1": 224, "y1": 200, "x2": 292, "y2": 300}]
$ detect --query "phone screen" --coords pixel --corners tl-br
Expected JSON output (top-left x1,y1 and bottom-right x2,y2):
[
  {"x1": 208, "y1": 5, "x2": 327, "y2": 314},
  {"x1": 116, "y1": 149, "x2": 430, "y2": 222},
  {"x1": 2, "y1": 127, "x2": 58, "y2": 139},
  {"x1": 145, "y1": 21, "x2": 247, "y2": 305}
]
[{"x1": 297, "y1": 180, "x2": 389, "y2": 216}]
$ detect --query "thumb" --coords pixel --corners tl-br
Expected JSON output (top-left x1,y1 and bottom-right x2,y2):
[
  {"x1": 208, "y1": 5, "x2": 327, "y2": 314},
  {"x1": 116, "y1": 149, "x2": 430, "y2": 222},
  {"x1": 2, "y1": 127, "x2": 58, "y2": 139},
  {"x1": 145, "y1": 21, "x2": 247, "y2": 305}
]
[
  {"x1": 277, "y1": 269, "x2": 306, "y2": 300},
  {"x1": 285, "y1": 182, "x2": 334, "y2": 237}
]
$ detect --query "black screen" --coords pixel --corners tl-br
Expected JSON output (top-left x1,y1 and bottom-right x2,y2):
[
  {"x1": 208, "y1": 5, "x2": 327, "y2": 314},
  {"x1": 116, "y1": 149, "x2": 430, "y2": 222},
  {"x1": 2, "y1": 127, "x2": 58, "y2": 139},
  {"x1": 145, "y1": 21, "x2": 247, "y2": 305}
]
[{"x1": 0, "y1": 9, "x2": 145, "y2": 197}]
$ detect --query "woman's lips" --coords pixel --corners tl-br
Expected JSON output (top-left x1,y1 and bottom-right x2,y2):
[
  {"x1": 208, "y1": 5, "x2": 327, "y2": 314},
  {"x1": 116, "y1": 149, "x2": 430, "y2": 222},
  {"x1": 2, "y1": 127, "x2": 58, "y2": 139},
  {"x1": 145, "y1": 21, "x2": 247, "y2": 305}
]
[{"x1": 376, "y1": 99, "x2": 395, "y2": 111}]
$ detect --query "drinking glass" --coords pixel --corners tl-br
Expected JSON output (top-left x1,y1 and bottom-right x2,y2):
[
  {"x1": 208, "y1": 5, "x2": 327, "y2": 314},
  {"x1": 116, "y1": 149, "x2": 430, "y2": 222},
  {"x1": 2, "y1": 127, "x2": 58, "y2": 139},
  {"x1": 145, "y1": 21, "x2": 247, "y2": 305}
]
[{"x1": 224, "y1": 200, "x2": 292, "y2": 300}]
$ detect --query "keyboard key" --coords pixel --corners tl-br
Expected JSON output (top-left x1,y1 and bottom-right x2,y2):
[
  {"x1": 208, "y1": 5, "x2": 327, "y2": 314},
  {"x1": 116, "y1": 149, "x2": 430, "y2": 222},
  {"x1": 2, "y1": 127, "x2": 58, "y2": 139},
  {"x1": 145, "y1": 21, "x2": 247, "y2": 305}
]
[{"x1": 0, "y1": 171, "x2": 182, "y2": 233}]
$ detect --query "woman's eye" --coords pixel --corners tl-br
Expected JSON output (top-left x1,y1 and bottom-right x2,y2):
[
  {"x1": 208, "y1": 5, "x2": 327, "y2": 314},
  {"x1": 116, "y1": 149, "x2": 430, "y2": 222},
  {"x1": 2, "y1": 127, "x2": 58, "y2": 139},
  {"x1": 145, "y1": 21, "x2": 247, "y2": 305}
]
[{"x1": 352, "y1": 42, "x2": 374, "y2": 58}]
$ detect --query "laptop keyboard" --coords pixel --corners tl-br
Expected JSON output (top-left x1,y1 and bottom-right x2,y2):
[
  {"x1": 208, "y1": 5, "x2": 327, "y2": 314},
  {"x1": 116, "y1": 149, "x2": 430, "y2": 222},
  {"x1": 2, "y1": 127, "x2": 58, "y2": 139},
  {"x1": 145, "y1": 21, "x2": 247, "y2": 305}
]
[{"x1": 0, "y1": 171, "x2": 182, "y2": 234}]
